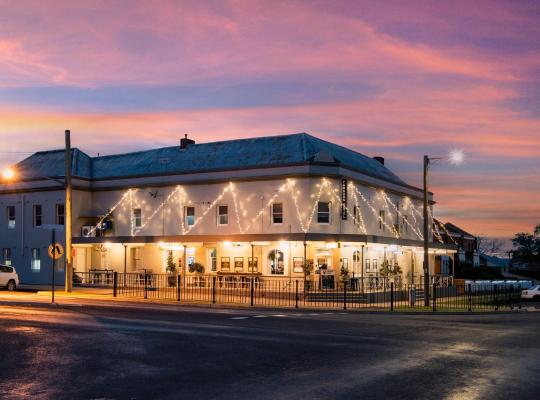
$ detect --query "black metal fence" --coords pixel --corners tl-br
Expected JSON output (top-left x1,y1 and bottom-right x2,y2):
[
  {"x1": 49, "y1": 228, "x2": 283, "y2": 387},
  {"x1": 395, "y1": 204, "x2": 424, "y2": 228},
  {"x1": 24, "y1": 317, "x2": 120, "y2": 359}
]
[{"x1": 73, "y1": 272, "x2": 524, "y2": 311}]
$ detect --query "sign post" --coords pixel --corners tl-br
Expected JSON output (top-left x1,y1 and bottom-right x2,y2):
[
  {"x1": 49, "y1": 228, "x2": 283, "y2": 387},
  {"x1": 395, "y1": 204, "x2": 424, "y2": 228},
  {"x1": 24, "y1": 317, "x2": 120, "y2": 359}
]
[{"x1": 40, "y1": 224, "x2": 65, "y2": 304}]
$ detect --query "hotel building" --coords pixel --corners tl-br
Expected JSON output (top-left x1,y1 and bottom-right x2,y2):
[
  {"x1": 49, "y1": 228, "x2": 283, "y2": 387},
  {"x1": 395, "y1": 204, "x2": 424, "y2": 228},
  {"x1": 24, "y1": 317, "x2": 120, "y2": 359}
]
[{"x1": 0, "y1": 133, "x2": 455, "y2": 285}]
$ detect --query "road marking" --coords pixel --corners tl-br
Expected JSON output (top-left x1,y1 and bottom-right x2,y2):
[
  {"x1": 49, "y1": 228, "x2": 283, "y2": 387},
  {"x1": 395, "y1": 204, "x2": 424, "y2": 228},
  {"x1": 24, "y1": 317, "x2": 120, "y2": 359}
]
[
  {"x1": 253, "y1": 315, "x2": 269, "y2": 318},
  {"x1": 272, "y1": 314, "x2": 287, "y2": 317},
  {"x1": 230, "y1": 316, "x2": 249, "y2": 320}
]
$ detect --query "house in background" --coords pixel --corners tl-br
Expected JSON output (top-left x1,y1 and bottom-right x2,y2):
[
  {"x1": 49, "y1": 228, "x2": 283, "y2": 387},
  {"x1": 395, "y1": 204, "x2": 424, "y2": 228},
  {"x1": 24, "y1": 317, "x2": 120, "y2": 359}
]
[
  {"x1": 434, "y1": 220, "x2": 479, "y2": 274},
  {"x1": 479, "y1": 253, "x2": 510, "y2": 272}
]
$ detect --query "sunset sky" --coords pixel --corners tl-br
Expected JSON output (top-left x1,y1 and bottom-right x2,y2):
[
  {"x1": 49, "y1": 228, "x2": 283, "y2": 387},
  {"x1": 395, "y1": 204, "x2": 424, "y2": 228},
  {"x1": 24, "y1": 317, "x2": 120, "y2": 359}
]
[{"x1": 0, "y1": 0, "x2": 539, "y2": 238}]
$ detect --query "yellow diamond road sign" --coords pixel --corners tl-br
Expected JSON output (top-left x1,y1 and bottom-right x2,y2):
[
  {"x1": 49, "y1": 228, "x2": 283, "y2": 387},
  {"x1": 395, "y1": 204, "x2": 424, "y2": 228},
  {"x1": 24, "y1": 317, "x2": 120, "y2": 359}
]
[{"x1": 48, "y1": 243, "x2": 64, "y2": 260}]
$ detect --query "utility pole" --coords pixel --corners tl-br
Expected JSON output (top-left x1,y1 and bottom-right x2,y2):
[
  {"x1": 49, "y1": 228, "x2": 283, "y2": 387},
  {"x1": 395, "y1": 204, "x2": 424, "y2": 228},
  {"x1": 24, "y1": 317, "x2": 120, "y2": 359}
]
[
  {"x1": 423, "y1": 155, "x2": 430, "y2": 306},
  {"x1": 65, "y1": 130, "x2": 73, "y2": 292}
]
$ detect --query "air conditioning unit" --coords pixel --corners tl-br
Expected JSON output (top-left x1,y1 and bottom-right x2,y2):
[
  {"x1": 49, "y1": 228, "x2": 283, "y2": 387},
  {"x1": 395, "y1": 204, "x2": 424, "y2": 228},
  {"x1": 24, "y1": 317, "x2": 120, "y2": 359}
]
[{"x1": 81, "y1": 226, "x2": 96, "y2": 237}]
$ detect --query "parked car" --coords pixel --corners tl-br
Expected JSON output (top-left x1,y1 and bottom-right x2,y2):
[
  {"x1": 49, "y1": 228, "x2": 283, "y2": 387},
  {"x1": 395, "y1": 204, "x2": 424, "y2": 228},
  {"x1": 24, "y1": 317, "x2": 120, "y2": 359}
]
[
  {"x1": 0, "y1": 264, "x2": 19, "y2": 291},
  {"x1": 521, "y1": 285, "x2": 540, "y2": 301}
]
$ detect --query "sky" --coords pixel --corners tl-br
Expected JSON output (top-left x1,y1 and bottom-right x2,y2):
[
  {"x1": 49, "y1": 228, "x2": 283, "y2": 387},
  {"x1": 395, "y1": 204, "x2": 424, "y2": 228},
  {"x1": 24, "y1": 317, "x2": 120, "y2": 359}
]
[{"x1": 0, "y1": 0, "x2": 539, "y2": 238}]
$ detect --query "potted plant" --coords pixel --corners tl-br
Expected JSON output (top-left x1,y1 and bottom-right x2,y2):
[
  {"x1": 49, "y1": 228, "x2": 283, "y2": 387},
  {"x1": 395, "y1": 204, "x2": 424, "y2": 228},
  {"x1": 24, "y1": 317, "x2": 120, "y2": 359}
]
[
  {"x1": 188, "y1": 262, "x2": 205, "y2": 287},
  {"x1": 166, "y1": 252, "x2": 177, "y2": 287}
]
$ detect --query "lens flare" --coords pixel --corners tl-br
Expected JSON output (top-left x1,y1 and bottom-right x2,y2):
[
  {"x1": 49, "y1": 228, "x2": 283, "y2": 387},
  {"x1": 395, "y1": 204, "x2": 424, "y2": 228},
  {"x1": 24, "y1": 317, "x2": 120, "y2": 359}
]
[{"x1": 449, "y1": 149, "x2": 465, "y2": 165}]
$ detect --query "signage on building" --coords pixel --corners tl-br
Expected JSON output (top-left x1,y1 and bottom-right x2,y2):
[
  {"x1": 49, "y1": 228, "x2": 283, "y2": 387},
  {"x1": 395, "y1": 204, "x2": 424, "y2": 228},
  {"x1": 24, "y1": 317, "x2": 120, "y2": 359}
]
[{"x1": 340, "y1": 178, "x2": 348, "y2": 220}]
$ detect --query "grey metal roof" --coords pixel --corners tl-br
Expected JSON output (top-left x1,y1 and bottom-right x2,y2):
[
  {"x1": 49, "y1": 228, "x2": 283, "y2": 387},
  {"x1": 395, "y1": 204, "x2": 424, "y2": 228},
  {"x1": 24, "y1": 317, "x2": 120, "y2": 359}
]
[{"x1": 15, "y1": 133, "x2": 407, "y2": 186}]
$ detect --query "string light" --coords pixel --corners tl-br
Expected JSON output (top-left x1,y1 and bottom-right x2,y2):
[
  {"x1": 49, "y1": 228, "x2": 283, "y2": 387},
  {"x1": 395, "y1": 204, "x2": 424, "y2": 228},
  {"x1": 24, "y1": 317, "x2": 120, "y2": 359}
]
[
  {"x1": 352, "y1": 185, "x2": 399, "y2": 238},
  {"x1": 381, "y1": 192, "x2": 423, "y2": 239}
]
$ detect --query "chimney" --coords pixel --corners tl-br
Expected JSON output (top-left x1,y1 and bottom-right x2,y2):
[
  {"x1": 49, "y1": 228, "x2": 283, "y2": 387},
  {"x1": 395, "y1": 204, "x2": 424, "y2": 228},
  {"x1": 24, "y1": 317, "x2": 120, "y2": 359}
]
[
  {"x1": 180, "y1": 134, "x2": 195, "y2": 150},
  {"x1": 373, "y1": 156, "x2": 384, "y2": 165}
]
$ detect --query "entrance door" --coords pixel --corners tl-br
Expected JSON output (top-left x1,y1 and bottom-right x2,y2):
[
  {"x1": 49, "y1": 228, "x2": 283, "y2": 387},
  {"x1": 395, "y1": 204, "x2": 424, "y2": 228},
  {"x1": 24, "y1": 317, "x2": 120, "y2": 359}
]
[
  {"x1": 352, "y1": 250, "x2": 362, "y2": 275},
  {"x1": 74, "y1": 248, "x2": 87, "y2": 273}
]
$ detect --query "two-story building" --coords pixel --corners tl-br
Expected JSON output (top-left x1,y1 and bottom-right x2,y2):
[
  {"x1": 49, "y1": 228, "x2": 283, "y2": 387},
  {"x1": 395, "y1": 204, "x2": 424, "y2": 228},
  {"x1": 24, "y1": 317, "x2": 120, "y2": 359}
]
[{"x1": 0, "y1": 133, "x2": 455, "y2": 286}]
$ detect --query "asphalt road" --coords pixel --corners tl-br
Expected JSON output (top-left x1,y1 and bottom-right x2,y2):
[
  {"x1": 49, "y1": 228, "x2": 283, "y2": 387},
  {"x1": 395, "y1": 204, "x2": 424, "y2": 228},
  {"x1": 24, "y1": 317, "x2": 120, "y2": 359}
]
[{"x1": 0, "y1": 302, "x2": 539, "y2": 400}]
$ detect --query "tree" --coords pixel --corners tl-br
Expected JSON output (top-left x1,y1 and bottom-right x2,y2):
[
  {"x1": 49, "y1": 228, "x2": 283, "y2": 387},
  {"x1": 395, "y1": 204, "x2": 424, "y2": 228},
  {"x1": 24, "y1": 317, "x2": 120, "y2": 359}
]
[
  {"x1": 477, "y1": 236, "x2": 507, "y2": 256},
  {"x1": 512, "y1": 223, "x2": 540, "y2": 260},
  {"x1": 166, "y1": 251, "x2": 177, "y2": 274}
]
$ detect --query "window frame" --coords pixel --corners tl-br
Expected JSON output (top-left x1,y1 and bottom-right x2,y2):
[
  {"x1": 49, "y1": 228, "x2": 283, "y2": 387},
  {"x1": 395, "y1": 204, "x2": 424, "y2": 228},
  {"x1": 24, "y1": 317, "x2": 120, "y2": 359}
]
[
  {"x1": 56, "y1": 203, "x2": 65, "y2": 225},
  {"x1": 6, "y1": 206, "x2": 15, "y2": 229},
  {"x1": 217, "y1": 205, "x2": 228, "y2": 226},
  {"x1": 271, "y1": 202, "x2": 283, "y2": 225},
  {"x1": 33, "y1": 204, "x2": 42, "y2": 227},
  {"x1": 185, "y1": 206, "x2": 195, "y2": 227},
  {"x1": 2, "y1": 248, "x2": 12, "y2": 266},
  {"x1": 317, "y1": 201, "x2": 331, "y2": 225},
  {"x1": 133, "y1": 208, "x2": 142, "y2": 228},
  {"x1": 31, "y1": 248, "x2": 41, "y2": 272}
]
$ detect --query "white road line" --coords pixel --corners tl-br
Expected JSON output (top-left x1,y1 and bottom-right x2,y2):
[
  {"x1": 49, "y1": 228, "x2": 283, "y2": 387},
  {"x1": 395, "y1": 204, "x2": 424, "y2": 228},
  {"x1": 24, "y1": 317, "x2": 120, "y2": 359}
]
[
  {"x1": 272, "y1": 314, "x2": 287, "y2": 317},
  {"x1": 229, "y1": 316, "x2": 249, "y2": 320},
  {"x1": 253, "y1": 315, "x2": 269, "y2": 318}
]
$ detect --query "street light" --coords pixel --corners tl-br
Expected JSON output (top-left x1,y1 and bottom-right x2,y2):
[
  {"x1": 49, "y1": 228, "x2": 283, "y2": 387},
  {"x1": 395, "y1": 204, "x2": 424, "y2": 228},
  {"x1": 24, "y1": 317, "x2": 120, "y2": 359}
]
[
  {"x1": 1, "y1": 130, "x2": 73, "y2": 293},
  {"x1": 423, "y1": 150, "x2": 464, "y2": 306}
]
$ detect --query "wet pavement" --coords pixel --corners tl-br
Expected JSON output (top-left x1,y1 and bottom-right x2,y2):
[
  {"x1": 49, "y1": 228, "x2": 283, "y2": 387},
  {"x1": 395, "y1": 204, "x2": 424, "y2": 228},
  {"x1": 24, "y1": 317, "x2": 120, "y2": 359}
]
[{"x1": 0, "y1": 300, "x2": 539, "y2": 399}]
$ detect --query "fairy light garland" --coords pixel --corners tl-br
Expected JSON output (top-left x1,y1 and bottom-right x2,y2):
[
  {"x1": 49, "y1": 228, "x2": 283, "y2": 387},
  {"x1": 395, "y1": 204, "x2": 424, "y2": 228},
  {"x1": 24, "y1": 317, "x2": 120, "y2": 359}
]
[
  {"x1": 381, "y1": 192, "x2": 423, "y2": 239},
  {"x1": 352, "y1": 185, "x2": 399, "y2": 238},
  {"x1": 86, "y1": 177, "x2": 444, "y2": 244}
]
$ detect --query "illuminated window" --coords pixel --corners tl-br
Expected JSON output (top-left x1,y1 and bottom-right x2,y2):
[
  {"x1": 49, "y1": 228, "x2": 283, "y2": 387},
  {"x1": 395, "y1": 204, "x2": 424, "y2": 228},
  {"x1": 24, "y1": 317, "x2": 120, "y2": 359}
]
[
  {"x1": 218, "y1": 205, "x2": 228, "y2": 226},
  {"x1": 133, "y1": 209, "x2": 142, "y2": 228},
  {"x1": 268, "y1": 249, "x2": 284, "y2": 275},
  {"x1": 31, "y1": 248, "x2": 40, "y2": 272},
  {"x1": 6, "y1": 206, "x2": 15, "y2": 229},
  {"x1": 33, "y1": 205, "x2": 42, "y2": 227},
  {"x1": 185, "y1": 206, "x2": 195, "y2": 226},
  {"x1": 271, "y1": 203, "x2": 283, "y2": 224},
  {"x1": 317, "y1": 202, "x2": 331, "y2": 224},
  {"x1": 2, "y1": 248, "x2": 11, "y2": 266}
]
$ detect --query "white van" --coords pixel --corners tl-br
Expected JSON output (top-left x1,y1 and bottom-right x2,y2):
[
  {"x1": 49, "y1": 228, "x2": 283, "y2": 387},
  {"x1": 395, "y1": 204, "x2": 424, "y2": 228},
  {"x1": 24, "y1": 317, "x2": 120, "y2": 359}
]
[{"x1": 0, "y1": 264, "x2": 19, "y2": 291}]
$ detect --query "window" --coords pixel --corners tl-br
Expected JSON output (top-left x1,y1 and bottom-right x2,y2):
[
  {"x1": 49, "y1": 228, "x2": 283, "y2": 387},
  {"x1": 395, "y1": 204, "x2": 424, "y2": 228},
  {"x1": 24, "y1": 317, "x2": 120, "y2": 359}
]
[
  {"x1": 31, "y1": 248, "x2": 40, "y2": 272},
  {"x1": 2, "y1": 248, "x2": 11, "y2": 266},
  {"x1": 6, "y1": 206, "x2": 15, "y2": 229},
  {"x1": 379, "y1": 210, "x2": 385, "y2": 231},
  {"x1": 185, "y1": 206, "x2": 195, "y2": 227},
  {"x1": 33, "y1": 205, "x2": 42, "y2": 227},
  {"x1": 208, "y1": 248, "x2": 217, "y2": 272},
  {"x1": 268, "y1": 249, "x2": 284, "y2": 275},
  {"x1": 271, "y1": 202, "x2": 283, "y2": 224},
  {"x1": 133, "y1": 208, "x2": 142, "y2": 228},
  {"x1": 353, "y1": 205, "x2": 360, "y2": 226},
  {"x1": 402, "y1": 215, "x2": 408, "y2": 233},
  {"x1": 317, "y1": 202, "x2": 331, "y2": 224},
  {"x1": 218, "y1": 205, "x2": 228, "y2": 225},
  {"x1": 56, "y1": 204, "x2": 65, "y2": 225}
]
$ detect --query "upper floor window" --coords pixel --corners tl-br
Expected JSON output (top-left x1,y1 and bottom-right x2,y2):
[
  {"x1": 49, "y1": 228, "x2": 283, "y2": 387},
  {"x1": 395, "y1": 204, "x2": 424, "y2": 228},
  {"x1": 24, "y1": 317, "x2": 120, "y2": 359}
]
[
  {"x1": 185, "y1": 206, "x2": 195, "y2": 227},
  {"x1": 317, "y1": 202, "x2": 331, "y2": 224},
  {"x1": 133, "y1": 208, "x2": 142, "y2": 228},
  {"x1": 379, "y1": 210, "x2": 385, "y2": 231},
  {"x1": 2, "y1": 248, "x2": 11, "y2": 266},
  {"x1": 353, "y1": 205, "x2": 360, "y2": 226},
  {"x1": 6, "y1": 206, "x2": 15, "y2": 229},
  {"x1": 402, "y1": 215, "x2": 408, "y2": 233},
  {"x1": 56, "y1": 204, "x2": 65, "y2": 225},
  {"x1": 33, "y1": 205, "x2": 42, "y2": 227},
  {"x1": 218, "y1": 205, "x2": 228, "y2": 226},
  {"x1": 31, "y1": 248, "x2": 40, "y2": 272},
  {"x1": 271, "y1": 203, "x2": 283, "y2": 224}
]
